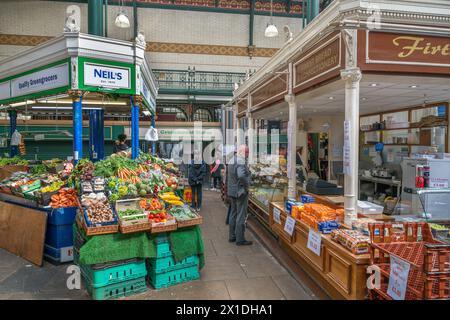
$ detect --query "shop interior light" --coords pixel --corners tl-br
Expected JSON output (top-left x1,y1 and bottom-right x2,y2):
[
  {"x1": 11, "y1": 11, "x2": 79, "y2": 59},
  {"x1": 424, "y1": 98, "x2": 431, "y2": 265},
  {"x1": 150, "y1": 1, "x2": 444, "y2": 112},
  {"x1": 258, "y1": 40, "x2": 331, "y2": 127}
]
[
  {"x1": 36, "y1": 99, "x2": 127, "y2": 106},
  {"x1": 370, "y1": 83, "x2": 378, "y2": 87},
  {"x1": 264, "y1": 0, "x2": 278, "y2": 38},
  {"x1": 10, "y1": 100, "x2": 35, "y2": 107},
  {"x1": 32, "y1": 106, "x2": 103, "y2": 110},
  {"x1": 328, "y1": 96, "x2": 335, "y2": 100},
  {"x1": 410, "y1": 85, "x2": 419, "y2": 88}
]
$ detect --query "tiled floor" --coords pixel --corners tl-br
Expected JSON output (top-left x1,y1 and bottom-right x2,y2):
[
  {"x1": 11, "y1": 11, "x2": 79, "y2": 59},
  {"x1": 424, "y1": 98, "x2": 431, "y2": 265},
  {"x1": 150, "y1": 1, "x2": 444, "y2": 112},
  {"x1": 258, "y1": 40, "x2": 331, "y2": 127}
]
[{"x1": 0, "y1": 191, "x2": 320, "y2": 300}]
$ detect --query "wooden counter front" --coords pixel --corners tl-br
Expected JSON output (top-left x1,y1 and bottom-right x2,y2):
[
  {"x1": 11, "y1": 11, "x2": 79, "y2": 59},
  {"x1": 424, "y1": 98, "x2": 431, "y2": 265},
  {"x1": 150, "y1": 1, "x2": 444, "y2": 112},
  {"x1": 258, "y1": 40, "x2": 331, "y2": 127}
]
[{"x1": 269, "y1": 202, "x2": 370, "y2": 300}]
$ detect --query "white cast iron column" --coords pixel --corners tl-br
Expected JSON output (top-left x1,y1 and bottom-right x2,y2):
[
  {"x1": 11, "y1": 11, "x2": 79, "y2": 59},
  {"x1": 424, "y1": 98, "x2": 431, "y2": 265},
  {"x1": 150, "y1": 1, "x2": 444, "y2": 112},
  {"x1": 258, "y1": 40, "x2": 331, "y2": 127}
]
[
  {"x1": 341, "y1": 68, "x2": 362, "y2": 224},
  {"x1": 247, "y1": 111, "x2": 255, "y2": 164},
  {"x1": 285, "y1": 94, "x2": 297, "y2": 200}
]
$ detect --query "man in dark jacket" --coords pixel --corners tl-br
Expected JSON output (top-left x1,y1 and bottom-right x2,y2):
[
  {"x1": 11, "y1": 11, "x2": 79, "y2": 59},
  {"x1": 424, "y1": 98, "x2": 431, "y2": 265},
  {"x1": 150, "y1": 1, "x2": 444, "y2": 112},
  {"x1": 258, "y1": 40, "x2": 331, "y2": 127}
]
[
  {"x1": 188, "y1": 159, "x2": 206, "y2": 212},
  {"x1": 113, "y1": 134, "x2": 129, "y2": 154},
  {"x1": 227, "y1": 144, "x2": 252, "y2": 246}
]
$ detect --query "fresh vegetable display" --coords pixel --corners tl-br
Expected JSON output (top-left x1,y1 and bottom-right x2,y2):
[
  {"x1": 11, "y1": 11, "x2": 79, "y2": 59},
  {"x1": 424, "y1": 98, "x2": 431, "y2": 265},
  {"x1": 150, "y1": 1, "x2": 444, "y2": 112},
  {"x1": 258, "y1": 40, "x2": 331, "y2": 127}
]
[
  {"x1": 40, "y1": 180, "x2": 65, "y2": 193},
  {"x1": 159, "y1": 192, "x2": 183, "y2": 205},
  {"x1": 0, "y1": 156, "x2": 29, "y2": 166},
  {"x1": 50, "y1": 188, "x2": 78, "y2": 208},
  {"x1": 148, "y1": 210, "x2": 168, "y2": 224},
  {"x1": 85, "y1": 202, "x2": 115, "y2": 224},
  {"x1": 140, "y1": 198, "x2": 163, "y2": 211},
  {"x1": 170, "y1": 205, "x2": 198, "y2": 220},
  {"x1": 81, "y1": 192, "x2": 108, "y2": 207},
  {"x1": 30, "y1": 164, "x2": 48, "y2": 175},
  {"x1": 118, "y1": 209, "x2": 146, "y2": 221}
]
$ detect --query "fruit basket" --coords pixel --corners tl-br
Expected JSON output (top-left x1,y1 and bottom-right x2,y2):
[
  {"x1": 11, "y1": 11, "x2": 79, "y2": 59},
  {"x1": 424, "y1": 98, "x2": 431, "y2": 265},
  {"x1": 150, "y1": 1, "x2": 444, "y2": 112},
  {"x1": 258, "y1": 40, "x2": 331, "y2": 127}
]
[
  {"x1": 82, "y1": 201, "x2": 119, "y2": 236},
  {"x1": 115, "y1": 198, "x2": 151, "y2": 234},
  {"x1": 150, "y1": 213, "x2": 177, "y2": 234}
]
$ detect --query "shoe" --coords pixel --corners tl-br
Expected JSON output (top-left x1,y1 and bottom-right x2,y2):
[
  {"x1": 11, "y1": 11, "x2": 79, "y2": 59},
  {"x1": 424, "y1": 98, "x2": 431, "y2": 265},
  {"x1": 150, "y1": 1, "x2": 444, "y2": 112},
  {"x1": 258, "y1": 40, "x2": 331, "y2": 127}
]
[
  {"x1": 228, "y1": 238, "x2": 236, "y2": 243},
  {"x1": 236, "y1": 240, "x2": 253, "y2": 246}
]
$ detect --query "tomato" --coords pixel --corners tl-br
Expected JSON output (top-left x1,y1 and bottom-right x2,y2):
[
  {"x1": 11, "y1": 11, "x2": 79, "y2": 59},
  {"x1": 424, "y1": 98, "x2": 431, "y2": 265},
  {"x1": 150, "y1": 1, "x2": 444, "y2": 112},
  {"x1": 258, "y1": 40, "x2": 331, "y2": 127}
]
[
  {"x1": 160, "y1": 213, "x2": 166, "y2": 219},
  {"x1": 154, "y1": 218, "x2": 160, "y2": 223}
]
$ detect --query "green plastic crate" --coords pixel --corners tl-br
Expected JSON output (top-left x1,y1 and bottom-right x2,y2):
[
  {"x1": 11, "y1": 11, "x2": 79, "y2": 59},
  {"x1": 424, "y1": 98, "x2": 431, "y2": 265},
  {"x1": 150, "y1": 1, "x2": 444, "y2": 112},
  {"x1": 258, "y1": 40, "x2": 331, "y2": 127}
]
[
  {"x1": 155, "y1": 241, "x2": 172, "y2": 258},
  {"x1": 85, "y1": 276, "x2": 147, "y2": 300},
  {"x1": 147, "y1": 255, "x2": 200, "y2": 274},
  {"x1": 148, "y1": 265, "x2": 200, "y2": 289},
  {"x1": 154, "y1": 233, "x2": 170, "y2": 244},
  {"x1": 80, "y1": 259, "x2": 147, "y2": 288}
]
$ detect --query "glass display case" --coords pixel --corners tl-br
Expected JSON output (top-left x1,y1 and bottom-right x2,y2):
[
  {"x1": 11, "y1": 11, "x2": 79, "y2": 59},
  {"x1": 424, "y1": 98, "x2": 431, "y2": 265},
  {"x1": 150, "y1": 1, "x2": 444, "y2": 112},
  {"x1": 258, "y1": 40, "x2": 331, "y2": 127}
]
[{"x1": 248, "y1": 155, "x2": 288, "y2": 212}]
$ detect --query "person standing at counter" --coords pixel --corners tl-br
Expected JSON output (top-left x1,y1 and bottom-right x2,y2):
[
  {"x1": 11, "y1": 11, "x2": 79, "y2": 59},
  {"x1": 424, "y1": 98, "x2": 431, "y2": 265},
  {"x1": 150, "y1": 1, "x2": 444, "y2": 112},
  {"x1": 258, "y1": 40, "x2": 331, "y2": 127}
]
[
  {"x1": 188, "y1": 157, "x2": 207, "y2": 212},
  {"x1": 296, "y1": 146, "x2": 308, "y2": 185},
  {"x1": 227, "y1": 144, "x2": 252, "y2": 246}
]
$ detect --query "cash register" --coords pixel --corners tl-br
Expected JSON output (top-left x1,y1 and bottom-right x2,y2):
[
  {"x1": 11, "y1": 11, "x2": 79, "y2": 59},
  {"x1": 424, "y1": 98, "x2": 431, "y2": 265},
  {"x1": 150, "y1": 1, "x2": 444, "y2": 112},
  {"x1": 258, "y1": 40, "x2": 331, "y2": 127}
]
[{"x1": 306, "y1": 177, "x2": 344, "y2": 195}]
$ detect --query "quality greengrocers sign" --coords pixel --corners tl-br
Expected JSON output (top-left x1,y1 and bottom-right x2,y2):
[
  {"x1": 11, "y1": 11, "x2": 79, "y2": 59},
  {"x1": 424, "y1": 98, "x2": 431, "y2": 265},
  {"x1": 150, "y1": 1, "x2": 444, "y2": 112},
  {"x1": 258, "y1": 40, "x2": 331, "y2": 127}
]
[{"x1": 0, "y1": 62, "x2": 70, "y2": 103}]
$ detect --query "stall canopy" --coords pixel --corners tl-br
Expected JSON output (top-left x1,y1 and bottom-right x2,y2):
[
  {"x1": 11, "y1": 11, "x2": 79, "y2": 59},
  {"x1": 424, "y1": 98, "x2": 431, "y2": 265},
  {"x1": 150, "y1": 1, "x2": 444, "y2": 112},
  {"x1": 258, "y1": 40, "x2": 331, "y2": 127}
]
[{"x1": 0, "y1": 31, "x2": 158, "y2": 161}]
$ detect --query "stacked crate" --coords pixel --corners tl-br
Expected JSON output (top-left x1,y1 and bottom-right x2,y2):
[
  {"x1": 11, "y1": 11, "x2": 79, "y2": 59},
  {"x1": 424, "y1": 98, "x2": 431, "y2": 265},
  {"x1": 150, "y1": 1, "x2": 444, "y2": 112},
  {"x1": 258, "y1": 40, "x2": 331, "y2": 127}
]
[
  {"x1": 44, "y1": 207, "x2": 78, "y2": 264},
  {"x1": 146, "y1": 233, "x2": 200, "y2": 289},
  {"x1": 368, "y1": 221, "x2": 450, "y2": 300}
]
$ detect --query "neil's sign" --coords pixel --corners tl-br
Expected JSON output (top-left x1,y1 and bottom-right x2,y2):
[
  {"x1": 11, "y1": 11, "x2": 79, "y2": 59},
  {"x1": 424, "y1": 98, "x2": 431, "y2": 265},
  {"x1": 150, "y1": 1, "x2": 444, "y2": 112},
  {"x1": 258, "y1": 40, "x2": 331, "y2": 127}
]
[{"x1": 84, "y1": 63, "x2": 130, "y2": 89}]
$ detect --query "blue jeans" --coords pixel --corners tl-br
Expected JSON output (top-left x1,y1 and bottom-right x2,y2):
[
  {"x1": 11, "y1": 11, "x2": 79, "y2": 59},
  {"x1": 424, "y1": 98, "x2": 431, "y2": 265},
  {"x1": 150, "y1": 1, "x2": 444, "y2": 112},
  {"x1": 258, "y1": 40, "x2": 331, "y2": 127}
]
[{"x1": 191, "y1": 184, "x2": 203, "y2": 210}]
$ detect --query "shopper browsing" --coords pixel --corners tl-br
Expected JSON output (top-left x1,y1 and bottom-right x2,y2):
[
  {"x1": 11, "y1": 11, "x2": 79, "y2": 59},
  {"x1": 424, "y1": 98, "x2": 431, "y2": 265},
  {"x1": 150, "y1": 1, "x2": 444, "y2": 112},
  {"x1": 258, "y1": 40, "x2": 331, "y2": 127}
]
[
  {"x1": 113, "y1": 134, "x2": 129, "y2": 154},
  {"x1": 227, "y1": 144, "x2": 252, "y2": 246},
  {"x1": 210, "y1": 158, "x2": 224, "y2": 191},
  {"x1": 188, "y1": 157, "x2": 207, "y2": 212}
]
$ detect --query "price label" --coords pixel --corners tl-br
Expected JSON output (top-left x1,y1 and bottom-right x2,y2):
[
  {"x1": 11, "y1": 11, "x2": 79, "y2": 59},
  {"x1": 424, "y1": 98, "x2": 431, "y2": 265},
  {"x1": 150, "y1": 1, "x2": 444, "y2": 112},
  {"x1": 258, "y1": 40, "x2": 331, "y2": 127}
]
[
  {"x1": 273, "y1": 207, "x2": 281, "y2": 224},
  {"x1": 307, "y1": 228, "x2": 322, "y2": 256},
  {"x1": 387, "y1": 255, "x2": 411, "y2": 300},
  {"x1": 284, "y1": 216, "x2": 296, "y2": 236}
]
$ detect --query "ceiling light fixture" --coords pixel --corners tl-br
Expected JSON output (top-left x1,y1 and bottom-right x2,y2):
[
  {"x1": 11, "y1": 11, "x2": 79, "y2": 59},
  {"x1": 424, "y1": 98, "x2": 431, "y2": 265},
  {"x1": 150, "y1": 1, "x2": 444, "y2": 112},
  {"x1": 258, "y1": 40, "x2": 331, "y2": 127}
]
[
  {"x1": 410, "y1": 85, "x2": 418, "y2": 88},
  {"x1": 328, "y1": 96, "x2": 335, "y2": 100},
  {"x1": 370, "y1": 83, "x2": 378, "y2": 87},
  {"x1": 115, "y1": 0, "x2": 130, "y2": 29},
  {"x1": 264, "y1": 0, "x2": 278, "y2": 38}
]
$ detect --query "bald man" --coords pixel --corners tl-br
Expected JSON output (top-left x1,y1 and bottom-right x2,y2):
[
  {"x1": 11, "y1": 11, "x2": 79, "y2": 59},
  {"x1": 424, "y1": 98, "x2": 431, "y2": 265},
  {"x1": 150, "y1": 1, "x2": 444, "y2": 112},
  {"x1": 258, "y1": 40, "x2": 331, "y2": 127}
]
[{"x1": 227, "y1": 144, "x2": 252, "y2": 246}]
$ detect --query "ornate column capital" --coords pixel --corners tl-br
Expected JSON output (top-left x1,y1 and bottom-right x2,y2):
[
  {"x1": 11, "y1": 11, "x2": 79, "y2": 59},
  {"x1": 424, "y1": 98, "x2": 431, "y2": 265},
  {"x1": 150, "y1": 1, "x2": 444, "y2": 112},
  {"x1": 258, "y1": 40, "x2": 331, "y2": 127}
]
[
  {"x1": 68, "y1": 90, "x2": 83, "y2": 101},
  {"x1": 133, "y1": 95, "x2": 144, "y2": 105},
  {"x1": 284, "y1": 94, "x2": 296, "y2": 105},
  {"x1": 340, "y1": 68, "x2": 362, "y2": 88}
]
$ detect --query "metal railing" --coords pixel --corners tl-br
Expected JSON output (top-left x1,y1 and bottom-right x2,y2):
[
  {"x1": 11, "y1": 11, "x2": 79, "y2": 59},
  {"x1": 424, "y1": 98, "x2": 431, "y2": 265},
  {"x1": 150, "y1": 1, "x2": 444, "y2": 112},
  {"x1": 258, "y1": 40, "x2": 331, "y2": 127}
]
[{"x1": 153, "y1": 68, "x2": 246, "y2": 95}]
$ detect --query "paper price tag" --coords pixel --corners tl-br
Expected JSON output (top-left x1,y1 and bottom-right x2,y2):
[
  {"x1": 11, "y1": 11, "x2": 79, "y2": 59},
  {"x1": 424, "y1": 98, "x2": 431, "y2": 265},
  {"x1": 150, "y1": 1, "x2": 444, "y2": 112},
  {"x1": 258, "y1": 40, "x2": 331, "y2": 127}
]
[
  {"x1": 387, "y1": 255, "x2": 411, "y2": 300},
  {"x1": 273, "y1": 208, "x2": 281, "y2": 224},
  {"x1": 307, "y1": 228, "x2": 322, "y2": 256},
  {"x1": 284, "y1": 216, "x2": 296, "y2": 236}
]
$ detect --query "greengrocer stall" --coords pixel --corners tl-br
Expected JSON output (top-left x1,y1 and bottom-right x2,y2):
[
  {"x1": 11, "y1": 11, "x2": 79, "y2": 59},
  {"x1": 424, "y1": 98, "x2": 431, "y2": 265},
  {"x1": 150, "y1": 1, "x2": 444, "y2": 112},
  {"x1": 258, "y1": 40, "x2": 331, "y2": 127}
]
[{"x1": 0, "y1": 152, "x2": 205, "y2": 300}]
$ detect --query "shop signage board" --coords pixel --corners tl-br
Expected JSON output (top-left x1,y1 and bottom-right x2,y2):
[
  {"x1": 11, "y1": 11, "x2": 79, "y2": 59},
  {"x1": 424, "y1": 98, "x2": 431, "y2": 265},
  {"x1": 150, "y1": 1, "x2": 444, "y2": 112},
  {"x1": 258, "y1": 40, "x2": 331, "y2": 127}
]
[
  {"x1": 284, "y1": 216, "x2": 296, "y2": 236},
  {"x1": 250, "y1": 72, "x2": 287, "y2": 111},
  {"x1": 307, "y1": 228, "x2": 322, "y2": 256},
  {"x1": 273, "y1": 207, "x2": 281, "y2": 224},
  {"x1": 126, "y1": 127, "x2": 222, "y2": 141},
  {"x1": 430, "y1": 177, "x2": 449, "y2": 188},
  {"x1": 361, "y1": 31, "x2": 450, "y2": 75},
  {"x1": 84, "y1": 63, "x2": 130, "y2": 89},
  {"x1": 78, "y1": 57, "x2": 135, "y2": 94},
  {"x1": 141, "y1": 77, "x2": 156, "y2": 113},
  {"x1": 387, "y1": 255, "x2": 411, "y2": 300},
  {"x1": 293, "y1": 33, "x2": 342, "y2": 94},
  {"x1": 0, "y1": 61, "x2": 70, "y2": 104}
]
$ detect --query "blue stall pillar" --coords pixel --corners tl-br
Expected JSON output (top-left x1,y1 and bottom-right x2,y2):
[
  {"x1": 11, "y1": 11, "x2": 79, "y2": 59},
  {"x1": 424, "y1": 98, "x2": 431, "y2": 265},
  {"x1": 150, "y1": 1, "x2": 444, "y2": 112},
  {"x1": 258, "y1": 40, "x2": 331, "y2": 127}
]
[
  {"x1": 130, "y1": 97, "x2": 140, "y2": 160},
  {"x1": 8, "y1": 110, "x2": 18, "y2": 157},
  {"x1": 72, "y1": 95, "x2": 83, "y2": 164},
  {"x1": 88, "y1": 109, "x2": 105, "y2": 161},
  {"x1": 151, "y1": 115, "x2": 156, "y2": 155}
]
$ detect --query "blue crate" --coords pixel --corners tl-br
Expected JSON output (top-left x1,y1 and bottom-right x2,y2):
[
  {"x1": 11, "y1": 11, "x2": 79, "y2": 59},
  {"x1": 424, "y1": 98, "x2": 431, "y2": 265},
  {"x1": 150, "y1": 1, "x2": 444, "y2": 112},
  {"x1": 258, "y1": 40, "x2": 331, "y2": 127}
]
[
  {"x1": 80, "y1": 259, "x2": 147, "y2": 288},
  {"x1": 46, "y1": 224, "x2": 74, "y2": 248},
  {"x1": 148, "y1": 265, "x2": 200, "y2": 289},
  {"x1": 147, "y1": 255, "x2": 200, "y2": 274},
  {"x1": 83, "y1": 204, "x2": 118, "y2": 227},
  {"x1": 47, "y1": 207, "x2": 78, "y2": 225},
  {"x1": 44, "y1": 244, "x2": 74, "y2": 264}
]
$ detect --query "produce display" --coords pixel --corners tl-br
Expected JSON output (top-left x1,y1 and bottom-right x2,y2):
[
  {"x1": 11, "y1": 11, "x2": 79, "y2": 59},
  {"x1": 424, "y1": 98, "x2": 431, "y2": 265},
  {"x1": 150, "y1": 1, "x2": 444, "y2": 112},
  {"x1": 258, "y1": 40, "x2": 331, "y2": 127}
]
[
  {"x1": 170, "y1": 205, "x2": 198, "y2": 220},
  {"x1": 85, "y1": 202, "x2": 115, "y2": 225},
  {"x1": 159, "y1": 192, "x2": 183, "y2": 205},
  {"x1": 50, "y1": 188, "x2": 78, "y2": 208},
  {"x1": 298, "y1": 203, "x2": 340, "y2": 234},
  {"x1": 0, "y1": 156, "x2": 29, "y2": 166},
  {"x1": 41, "y1": 180, "x2": 65, "y2": 193}
]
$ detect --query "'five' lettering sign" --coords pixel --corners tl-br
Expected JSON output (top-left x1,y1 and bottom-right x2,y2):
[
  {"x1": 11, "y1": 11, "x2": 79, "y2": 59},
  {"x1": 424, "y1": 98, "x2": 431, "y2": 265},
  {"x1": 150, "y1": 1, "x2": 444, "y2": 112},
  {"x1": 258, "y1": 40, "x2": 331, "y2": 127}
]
[{"x1": 84, "y1": 63, "x2": 130, "y2": 89}]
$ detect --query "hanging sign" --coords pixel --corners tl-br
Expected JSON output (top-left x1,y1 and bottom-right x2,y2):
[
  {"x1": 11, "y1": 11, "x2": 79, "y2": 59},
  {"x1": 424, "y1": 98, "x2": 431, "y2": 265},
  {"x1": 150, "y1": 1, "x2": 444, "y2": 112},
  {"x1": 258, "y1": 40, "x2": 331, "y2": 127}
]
[
  {"x1": 10, "y1": 63, "x2": 69, "y2": 98},
  {"x1": 343, "y1": 121, "x2": 351, "y2": 175},
  {"x1": 0, "y1": 81, "x2": 10, "y2": 100},
  {"x1": 84, "y1": 63, "x2": 130, "y2": 89},
  {"x1": 284, "y1": 216, "x2": 296, "y2": 236},
  {"x1": 307, "y1": 228, "x2": 322, "y2": 256},
  {"x1": 387, "y1": 255, "x2": 411, "y2": 300},
  {"x1": 273, "y1": 207, "x2": 281, "y2": 224}
]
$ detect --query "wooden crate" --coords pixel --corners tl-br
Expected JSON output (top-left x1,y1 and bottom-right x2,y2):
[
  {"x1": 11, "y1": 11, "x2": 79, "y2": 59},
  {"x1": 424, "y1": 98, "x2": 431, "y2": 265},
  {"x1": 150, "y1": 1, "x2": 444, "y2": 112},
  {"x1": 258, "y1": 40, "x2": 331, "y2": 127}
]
[
  {"x1": 115, "y1": 198, "x2": 151, "y2": 234},
  {"x1": 177, "y1": 214, "x2": 203, "y2": 229}
]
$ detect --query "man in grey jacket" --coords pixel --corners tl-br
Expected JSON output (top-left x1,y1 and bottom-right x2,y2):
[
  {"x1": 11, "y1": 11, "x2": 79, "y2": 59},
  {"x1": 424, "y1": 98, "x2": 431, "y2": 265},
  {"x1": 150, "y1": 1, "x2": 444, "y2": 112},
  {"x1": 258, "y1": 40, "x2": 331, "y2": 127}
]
[{"x1": 227, "y1": 144, "x2": 252, "y2": 246}]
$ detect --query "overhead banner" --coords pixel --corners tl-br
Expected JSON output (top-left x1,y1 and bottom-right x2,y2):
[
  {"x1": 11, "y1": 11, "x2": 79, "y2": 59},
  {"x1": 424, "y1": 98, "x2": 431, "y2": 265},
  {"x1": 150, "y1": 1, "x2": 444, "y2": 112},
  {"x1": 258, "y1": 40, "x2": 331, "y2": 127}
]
[
  {"x1": 125, "y1": 127, "x2": 222, "y2": 141},
  {"x1": 10, "y1": 63, "x2": 69, "y2": 99},
  {"x1": 84, "y1": 63, "x2": 130, "y2": 89}
]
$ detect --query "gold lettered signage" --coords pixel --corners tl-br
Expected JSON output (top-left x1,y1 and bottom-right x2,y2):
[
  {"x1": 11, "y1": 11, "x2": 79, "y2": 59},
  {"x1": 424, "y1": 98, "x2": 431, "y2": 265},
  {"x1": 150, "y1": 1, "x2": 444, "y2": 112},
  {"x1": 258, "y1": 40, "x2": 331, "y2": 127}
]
[
  {"x1": 364, "y1": 31, "x2": 450, "y2": 73},
  {"x1": 294, "y1": 34, "x2": 342, "y2": 92},
  {"x1": 250, "y1": 72, "x2": 288, "y2": 110}
]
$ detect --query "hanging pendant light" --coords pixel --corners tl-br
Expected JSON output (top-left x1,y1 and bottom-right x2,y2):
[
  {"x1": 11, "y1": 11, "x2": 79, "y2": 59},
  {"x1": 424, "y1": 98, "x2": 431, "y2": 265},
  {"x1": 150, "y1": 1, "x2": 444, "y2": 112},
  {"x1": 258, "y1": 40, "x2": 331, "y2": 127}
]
[
  {"x1": 265, "y1": 0, "x2": 278, "y2": 37},
  {"x1": 115, "y1": 0, "x2": 130, "y2": 28}
]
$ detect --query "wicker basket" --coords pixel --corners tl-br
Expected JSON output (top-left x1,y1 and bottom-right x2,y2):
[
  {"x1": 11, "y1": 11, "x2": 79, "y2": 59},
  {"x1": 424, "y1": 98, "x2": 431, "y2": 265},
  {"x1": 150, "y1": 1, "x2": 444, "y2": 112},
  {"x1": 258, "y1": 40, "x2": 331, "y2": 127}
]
[
  {"x1": 176, "y1": 215, "x2": 203, "y2": 228},
  {"x1": 81, "y1": 217, "x2": 119, "y2": 236},
  {"x1": 150, "y1": 217, "x2": 177, "y2": 234}
]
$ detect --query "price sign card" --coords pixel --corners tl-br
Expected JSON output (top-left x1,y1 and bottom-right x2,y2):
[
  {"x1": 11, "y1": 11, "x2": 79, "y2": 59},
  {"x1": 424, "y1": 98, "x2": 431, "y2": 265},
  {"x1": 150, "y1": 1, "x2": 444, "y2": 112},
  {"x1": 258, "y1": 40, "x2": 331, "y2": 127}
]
[
  {"x1": 273, "y1": 207, "x2": 281, "y2": 224},
  {"x1": 284, "y1": 216, "x2": 296, "y2": 236},
  {"x1": 307, "y1": 228, "x2": 322, "y2": 256},
  {"x1": 387, "y1": 255, "x2": 411, "y2": 300}
]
